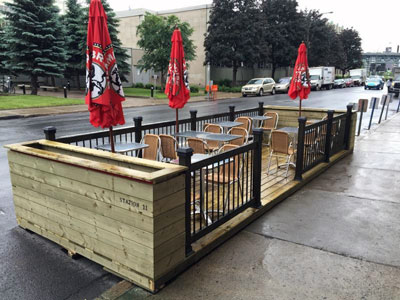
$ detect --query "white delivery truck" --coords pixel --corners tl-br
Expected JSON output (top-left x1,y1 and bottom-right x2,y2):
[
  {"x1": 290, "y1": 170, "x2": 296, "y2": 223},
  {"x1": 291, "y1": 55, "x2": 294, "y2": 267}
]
[
  {"x1": 349, "y1": 69, "x2": 367, "y2": 86},
  {"x1": 309, "y1": 67, "x2": 335, "y2": 90}
]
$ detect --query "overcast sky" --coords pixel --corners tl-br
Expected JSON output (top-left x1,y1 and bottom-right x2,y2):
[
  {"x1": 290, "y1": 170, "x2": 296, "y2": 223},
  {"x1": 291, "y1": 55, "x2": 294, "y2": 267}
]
[{"x1": 107, "y1": 0, "x2": 400, "y2": 53}]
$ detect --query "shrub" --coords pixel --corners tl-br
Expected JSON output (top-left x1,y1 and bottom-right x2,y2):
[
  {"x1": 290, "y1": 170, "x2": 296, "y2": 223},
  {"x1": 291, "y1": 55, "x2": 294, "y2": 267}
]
[
  {"x1": 215, "y1": 79, "x2": 232, "y2": 87},
  {"x1": 145, "y1": 83, "x2": 153, "y2": 89},
  {"x1": 190, "y1": 86, "x2": 199, "y2": 93},
  {"x1": 135, "y1": 82, "x2": 144, "y2": 88}
]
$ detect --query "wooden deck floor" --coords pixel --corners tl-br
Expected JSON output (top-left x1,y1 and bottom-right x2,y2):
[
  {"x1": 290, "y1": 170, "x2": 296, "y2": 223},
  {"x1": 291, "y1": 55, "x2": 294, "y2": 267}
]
[{"x1": 190, "y1": 145, "x2": 295, "y2": 234}]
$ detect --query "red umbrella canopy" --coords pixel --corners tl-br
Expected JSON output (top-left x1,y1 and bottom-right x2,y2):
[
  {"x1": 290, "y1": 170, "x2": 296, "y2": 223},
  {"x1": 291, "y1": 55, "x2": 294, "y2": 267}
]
[
  {"x1": 165, "y1": 28, "x2": 190, "y2": 109},
  {"x1": 85, "y1": 0, "x2": 125, "y2": 129},
  {"x1": 288, "y1": 42, "x2": 311, "y2": 100}
]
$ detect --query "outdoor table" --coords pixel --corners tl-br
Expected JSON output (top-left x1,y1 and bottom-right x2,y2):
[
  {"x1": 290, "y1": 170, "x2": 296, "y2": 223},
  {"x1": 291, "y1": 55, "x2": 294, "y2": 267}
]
[
  {"x1": 95, "y1": 142, "x2": 149, "y2": 154},
  {"x1": 214, "y1": 121, "x2": 243, "y2": 133},
  {"x1": 251, "y1": 115, "x2": 272, "y2": 128},
  {"x1": 174, "y1": 131, "x2": 241, "y2": 143}
]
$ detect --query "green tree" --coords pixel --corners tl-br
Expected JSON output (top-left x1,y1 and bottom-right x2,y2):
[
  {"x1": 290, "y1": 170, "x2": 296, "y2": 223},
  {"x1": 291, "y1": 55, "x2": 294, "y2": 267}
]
[
  {"x1": 259, "y1": 0, "x2": 303, "y2": 79},
  {"x1": 206, "y1": 0, "x2": 260, "y2": 85},
  {"x1": 3, "y1": 0, "x2": 67, "y2": 95},
  {"x1": 136, "y1": 13, "x2": 196, "y2": 87},
  {"x1": 62, "y1": 0, "x2": 86, "y2": 89},
  {"x1": 338, "y1": 28, "x2": 363, "y2": 73},
  {"x1": 83, "y1": 0, "x2": 130, "y2": 82},
  {"x1": 204, "y1": 0, "x2": 260, "y2": 86}
]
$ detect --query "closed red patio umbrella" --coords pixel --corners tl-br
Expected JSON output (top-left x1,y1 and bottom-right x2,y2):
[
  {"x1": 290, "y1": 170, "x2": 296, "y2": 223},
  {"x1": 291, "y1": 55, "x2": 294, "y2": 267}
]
[
  {"x1": 288, "y1": 42, "x2": 311, "y2": 117},
  {"x1": 85, "y1": 0, "x2": 125, "y2": 152},
  {"x1": 165, "y1": 27, "x2": 190, "y2": 133}
]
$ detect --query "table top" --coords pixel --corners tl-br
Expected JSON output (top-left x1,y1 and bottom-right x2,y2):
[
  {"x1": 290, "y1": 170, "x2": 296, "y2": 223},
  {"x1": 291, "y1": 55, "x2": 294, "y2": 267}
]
[
  {"x1": 215, "y1": 121, "x2": 243, "y2": 128},
  {"x1": 278, "y1": 127, "x2": 298, "y2": 134},
  {"x1": 251, "y1": 115, "x2": 273, "y2": 121},
  {"x1": 96, "y1": 142, "x2": 149, "y2": 153},
  {"x1": 175, "y1": 131, "x2": 241, "y2": 142}
]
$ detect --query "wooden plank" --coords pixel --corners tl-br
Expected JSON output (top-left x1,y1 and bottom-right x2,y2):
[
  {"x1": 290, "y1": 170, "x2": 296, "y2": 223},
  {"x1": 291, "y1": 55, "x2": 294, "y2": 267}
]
[
  {"x1": 10, "y1": 153, "x2": 185, "y2": 217},
  {"x1": 114, "y1": 174, "x2": 185, "y2": 202},
  {"x1": 13, "y1": 187, "x2": 158, "y2": 262},
  {"x1": 12, "y1": 174, "x2": 185, "y2": 249},
  {"x1": 14, "y1": 200, "x2": 156, "y2": 278},
  {"x1": 154, "y1": 246, "x2": 185, "y2": 279},
  {"x1": 17, "y1": 217, "x2": 156, "y2": 291}
]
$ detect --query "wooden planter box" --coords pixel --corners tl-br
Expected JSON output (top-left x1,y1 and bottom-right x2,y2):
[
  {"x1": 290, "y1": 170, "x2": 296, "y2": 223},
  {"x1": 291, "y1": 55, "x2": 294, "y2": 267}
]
[{"x1": 5, "y1": 140, "x2": 186, "y2": 292}]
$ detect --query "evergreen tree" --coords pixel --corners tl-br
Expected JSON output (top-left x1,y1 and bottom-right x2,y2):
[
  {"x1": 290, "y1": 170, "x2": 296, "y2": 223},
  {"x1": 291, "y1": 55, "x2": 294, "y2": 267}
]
[
  {"x1": 62, "y1": 0, "x2": 86, "y2": 89},
  {"x1": 83, "y1": 0, "x2": 130, "y2": 82},
  {"x1": 3, "y1": 0, "x2": 67, "y2": 95},
  {"x1": 136, "y1": 13, "x2": 196, "y2": 87},
  {"x1": 0, "y1": 18, "x2": 8, "y2": 75},
  {"x1": 205, "y1": 0, "x2": 260, "y2": 86},
  {"x1": 259, "y1": 0, "x2": 303, "y2": 79}
]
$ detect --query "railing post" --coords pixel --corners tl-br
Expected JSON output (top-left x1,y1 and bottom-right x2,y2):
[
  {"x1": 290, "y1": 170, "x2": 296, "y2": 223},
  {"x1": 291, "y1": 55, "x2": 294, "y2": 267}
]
[
  {"x1": 324, "y1": 110, "x2": 334, "y2": 163},
  {"x1": 229, "y1": 105, "x2": 235, "y2": 121},
  {"x1": 258, "y1": 102, "x2": 264, "y2": 116},
  {"x1": 344, "y1": 104, "x2": 353, "y2": 150},
  {"x1": 190, "y1": 110, "x2": 197, "y2": 131},
  {"x1": 295, "y1": 117, "x2": 307, "y2": 181},
  {"x1": 43, "y1": 126, "x2": 56, "y2": 141},
  {"x1": 134, "y1": 116, "x2": 143, "y2": 143},
  {"x1": 252, "y1": 128, "x2": 263, "y2": 208},
  {"x1": 177, "y1": 147, "x2": 194, "y2": 256}
]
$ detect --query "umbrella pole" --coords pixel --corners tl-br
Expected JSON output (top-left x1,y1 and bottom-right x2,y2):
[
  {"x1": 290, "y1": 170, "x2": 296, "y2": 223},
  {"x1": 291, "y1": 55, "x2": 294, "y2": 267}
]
[
  {"x1": 109, "y1": 126, "x2": 115, "y2": 153},
  {"x1": 299, "y1": 99, "x2": 302, "y2": 117},
  {"x1": 176, "y1": 108, "x2": 179, "y2": 134}
]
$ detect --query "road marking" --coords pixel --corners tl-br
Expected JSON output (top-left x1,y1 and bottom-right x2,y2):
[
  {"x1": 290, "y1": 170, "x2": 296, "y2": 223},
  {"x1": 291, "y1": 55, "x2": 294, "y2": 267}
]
[{"x1": 0, "y1": 209, "x2": 5, "y2": 216}]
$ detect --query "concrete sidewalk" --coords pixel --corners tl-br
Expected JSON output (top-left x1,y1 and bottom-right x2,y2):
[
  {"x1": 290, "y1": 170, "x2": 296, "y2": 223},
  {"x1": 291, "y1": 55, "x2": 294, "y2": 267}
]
[
  {"x1": 0, "y1": 90, "x2": 242, "y2": 120},
  {"x1": 110, "y1": 114, "x2": 400, "y2": 299}
]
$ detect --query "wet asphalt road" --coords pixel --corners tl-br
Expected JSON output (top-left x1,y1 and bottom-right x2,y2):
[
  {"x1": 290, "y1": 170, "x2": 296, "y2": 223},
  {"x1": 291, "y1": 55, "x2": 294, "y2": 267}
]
[{"x1": 0, "y1": 86, "x2": 397, "y2": 299}]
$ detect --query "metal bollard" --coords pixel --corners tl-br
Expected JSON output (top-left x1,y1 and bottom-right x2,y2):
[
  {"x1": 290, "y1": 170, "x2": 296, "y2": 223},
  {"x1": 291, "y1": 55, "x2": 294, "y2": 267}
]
[
  {"x1": 22, "y1": 84, "x2": 26, "y2": 95},
  {"x1": 67, "y1": 81, "x2": 71, "y2": 91},
  {"x1": 150, "y1": 86, "x2": 154, "y2": 98},
  {"x1": 63, "y1": 86, "x2": 67, "y2": 98}
]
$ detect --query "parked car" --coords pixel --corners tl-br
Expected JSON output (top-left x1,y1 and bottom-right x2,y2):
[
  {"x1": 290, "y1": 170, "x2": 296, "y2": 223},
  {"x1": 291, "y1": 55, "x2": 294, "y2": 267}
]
[
  {"x1": 344, "y1": 78, "x2": 354, "y2": 87},
  {"x1": 333, "y1": 79, "x2": 346, "y2": 89},
  {"x1": 275, "y1": 77, "x2": 291, "y2": 93},
  {"x1": 241, "y1": 78, "x2": 276, "y2": 97},
  {"x1": 365, "y1": 78, "x2": 384, "y2": 90}
]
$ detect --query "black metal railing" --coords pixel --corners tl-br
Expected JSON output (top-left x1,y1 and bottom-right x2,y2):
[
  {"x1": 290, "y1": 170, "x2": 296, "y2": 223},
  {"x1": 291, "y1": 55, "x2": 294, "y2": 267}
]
[
  {"x1": 54, "y1": 102, "x2": 264, "y2": 153},
  {"x1": 178, "y1": 129, "x2": 263, "y2": 254},
  {"x1": 295, "y1": 105, "x2": 353, "y2": 180}
]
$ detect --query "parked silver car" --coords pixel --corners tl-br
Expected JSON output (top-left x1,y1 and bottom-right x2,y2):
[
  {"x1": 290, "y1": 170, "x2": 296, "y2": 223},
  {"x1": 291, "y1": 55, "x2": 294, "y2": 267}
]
[
  {"x1": 275, "y1": 77, "x2": 291, "y2": 93},
  {"x1": 241, "y1": 78, "x2": 276, "y2": 97}
]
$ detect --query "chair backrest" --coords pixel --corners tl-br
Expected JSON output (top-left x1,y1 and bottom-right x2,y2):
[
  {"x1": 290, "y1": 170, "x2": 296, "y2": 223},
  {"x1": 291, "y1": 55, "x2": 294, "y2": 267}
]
[
  {"x1": 218, "y1": 144, "x2": 240, "y2": 180},
  {"x1": 262, "y1": 112, "x2": 279, "y2": 130},
  {"x1": 235, "y1": 116, "x2": 251, "y2": 132},
  {"x1": 204, "y1": 124, "x2": 223, "y2": 149},
  {"x1": 142, "y1": 134, "x2": 160, "y2": 160},
  {"x1": 204, "y1": 123, "x2": 222, "y2": 134},
  {"x1": 159, "y1": 134, "x2": 177, "y2": 160},
  {"x1": 188, "y1": 138, "x2": 208, "y2": 154},
  {"x1": 270, "y1": 131, "x2": 290, "y2": 155},
  {"x1": 227, "y1": 127, "x2": 248, "y2": 146}
]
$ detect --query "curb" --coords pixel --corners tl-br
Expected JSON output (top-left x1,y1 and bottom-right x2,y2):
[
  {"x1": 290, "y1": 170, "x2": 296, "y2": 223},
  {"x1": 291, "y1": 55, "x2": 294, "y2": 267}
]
[{"x1": 0, "y1": 95, "x2": 242, "y2": 121}]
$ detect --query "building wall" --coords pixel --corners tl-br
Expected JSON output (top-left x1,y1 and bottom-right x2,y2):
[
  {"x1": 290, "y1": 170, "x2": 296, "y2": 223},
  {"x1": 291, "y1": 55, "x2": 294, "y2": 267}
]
[{"x1": 116, "y1": 5, "x2": 211, "y2": 87}]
